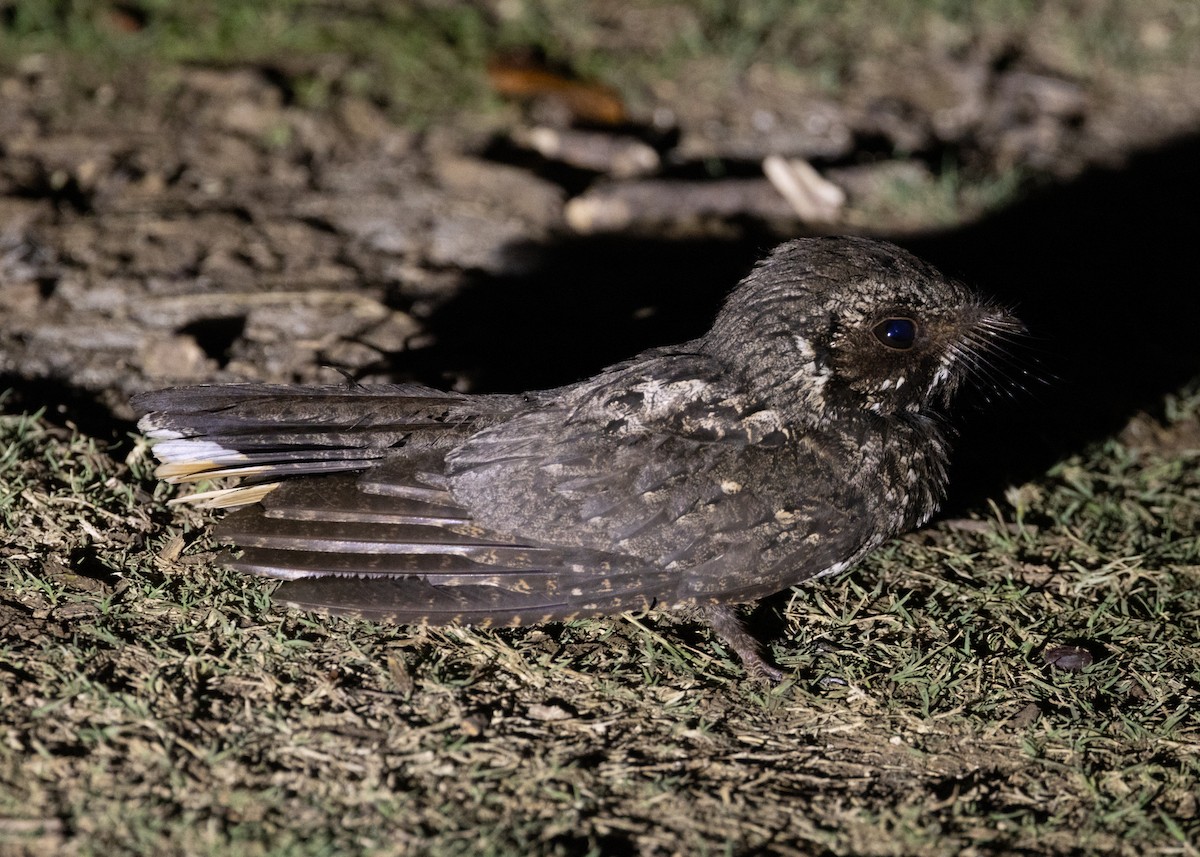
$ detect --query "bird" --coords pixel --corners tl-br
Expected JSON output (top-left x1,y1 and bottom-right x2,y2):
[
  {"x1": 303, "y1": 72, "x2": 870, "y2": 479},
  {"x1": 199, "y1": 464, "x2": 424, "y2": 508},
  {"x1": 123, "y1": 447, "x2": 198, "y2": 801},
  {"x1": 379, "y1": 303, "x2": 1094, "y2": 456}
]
[{"x1": 133, "y1": 236, "x2": 1022, "y2": 679}]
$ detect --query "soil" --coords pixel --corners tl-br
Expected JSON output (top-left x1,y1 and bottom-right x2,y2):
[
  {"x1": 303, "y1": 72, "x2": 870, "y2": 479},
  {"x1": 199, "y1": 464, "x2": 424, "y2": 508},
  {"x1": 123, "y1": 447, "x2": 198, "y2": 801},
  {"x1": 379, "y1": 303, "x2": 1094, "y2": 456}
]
[{"x1": 2, "y1": 31, "x2": 1199, "y2": 477}]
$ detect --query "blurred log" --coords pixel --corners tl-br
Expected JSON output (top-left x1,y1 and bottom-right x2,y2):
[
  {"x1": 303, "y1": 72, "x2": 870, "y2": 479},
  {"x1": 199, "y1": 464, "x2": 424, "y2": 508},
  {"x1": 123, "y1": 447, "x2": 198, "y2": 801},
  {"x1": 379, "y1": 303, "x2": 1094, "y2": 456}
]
[
  {"x1": 762, "y1": 155, "x2": 845, "y2": 223},
  {"x1": 512, "y1": 126, "x2": 660, "y2": 178},
  {"x1": 565, "y1": 178, "x2": 797, "y2": 233}
]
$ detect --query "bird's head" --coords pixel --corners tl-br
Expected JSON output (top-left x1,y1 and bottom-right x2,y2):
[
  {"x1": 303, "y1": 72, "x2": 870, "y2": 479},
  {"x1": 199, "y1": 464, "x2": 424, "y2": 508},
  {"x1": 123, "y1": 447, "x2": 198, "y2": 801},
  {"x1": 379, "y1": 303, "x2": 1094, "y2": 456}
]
[{"x1": 703, "y1": 237, "x2": 1025, "y2": 425}]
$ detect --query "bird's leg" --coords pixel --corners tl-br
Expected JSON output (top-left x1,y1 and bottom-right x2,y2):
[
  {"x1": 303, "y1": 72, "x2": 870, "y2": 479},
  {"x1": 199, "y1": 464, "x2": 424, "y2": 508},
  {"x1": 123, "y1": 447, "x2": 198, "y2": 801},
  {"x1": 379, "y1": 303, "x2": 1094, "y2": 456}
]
[{"x1": 705, "y1": 605, "x2": 784, "y2": 682}]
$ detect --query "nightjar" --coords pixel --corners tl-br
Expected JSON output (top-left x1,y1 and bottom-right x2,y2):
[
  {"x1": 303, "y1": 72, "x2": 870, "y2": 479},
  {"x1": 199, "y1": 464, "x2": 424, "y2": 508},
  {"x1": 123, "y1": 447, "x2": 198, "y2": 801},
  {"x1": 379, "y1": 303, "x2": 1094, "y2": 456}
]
[{"x1": 133, "y1": 237, "x2": 1022, "y2": 679}]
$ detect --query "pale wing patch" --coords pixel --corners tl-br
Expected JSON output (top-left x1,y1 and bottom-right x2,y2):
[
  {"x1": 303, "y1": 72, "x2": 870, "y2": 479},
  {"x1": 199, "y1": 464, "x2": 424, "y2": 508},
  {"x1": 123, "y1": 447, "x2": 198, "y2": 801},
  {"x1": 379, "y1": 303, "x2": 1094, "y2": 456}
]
[
  {"x1": 150, "y1": 438, "x2": 246, "y2": 466},
  {"x1": 628, "y1": 378, "x2": 710, "y2": 424},
  {"x1": 602, "y1": 376, "x2": 787, "y2": 445},
  {"x1": 168, "y1": 482, "x2": 282, "y2": 509}
]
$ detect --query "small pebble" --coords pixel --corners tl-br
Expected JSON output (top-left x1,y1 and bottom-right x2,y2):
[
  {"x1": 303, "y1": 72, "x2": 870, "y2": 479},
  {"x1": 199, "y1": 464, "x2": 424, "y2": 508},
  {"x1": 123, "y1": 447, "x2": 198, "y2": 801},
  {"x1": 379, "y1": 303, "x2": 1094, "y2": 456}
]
[
  {"x1": 1043, "y1": 644, "x2": 1094, "y2": 672},
  {"x1": 459, "y1": 712, "x2": 489, "y2": 737}
]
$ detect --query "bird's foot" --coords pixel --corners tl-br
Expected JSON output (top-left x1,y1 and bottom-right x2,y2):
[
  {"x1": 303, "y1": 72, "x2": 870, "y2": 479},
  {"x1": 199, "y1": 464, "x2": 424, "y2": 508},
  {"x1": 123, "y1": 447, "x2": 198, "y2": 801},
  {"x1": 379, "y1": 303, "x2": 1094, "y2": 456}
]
[{"x1": 705, "y1": 604, "x2": 784, "y2": 682}]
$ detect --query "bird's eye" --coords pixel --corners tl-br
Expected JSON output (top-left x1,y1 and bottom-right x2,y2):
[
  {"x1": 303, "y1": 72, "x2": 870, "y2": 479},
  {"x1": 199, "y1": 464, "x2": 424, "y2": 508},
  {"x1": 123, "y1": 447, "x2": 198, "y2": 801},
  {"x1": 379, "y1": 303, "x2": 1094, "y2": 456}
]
[{"x1": 872, "y1": 317, "x2": 918, "y2": 350}]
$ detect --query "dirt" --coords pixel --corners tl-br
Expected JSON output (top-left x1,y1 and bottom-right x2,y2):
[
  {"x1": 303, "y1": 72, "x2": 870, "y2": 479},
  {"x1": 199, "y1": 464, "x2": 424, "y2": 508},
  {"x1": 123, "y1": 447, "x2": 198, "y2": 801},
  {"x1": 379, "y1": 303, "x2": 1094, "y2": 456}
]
[{"x1": 2, "y1": 30, "x2": 1199, "y2": 434}]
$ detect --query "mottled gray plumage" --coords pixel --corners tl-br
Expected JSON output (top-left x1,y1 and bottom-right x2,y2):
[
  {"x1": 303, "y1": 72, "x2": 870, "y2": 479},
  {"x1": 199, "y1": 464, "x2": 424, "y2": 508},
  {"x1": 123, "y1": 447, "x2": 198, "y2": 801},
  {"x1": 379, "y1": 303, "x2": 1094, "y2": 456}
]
[{"x1": 133, "y1": 237, "x2": 1021, "y2": 678}]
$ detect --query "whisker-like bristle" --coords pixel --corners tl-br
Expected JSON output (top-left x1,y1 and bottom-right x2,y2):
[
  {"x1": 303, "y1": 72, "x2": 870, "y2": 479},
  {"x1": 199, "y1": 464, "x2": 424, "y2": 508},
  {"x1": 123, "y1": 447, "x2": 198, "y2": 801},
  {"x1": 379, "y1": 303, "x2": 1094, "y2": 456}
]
[{"x1": 943, "y1": 309, "x2": 1052, "y2": 410}]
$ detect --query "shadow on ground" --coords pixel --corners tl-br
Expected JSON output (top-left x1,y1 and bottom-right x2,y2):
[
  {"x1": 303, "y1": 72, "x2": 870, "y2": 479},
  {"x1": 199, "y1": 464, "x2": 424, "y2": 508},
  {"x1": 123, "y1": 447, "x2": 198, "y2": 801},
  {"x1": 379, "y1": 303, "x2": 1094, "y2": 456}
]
[
  {"x1": 911, "y1": 131, "x2": 1200, "y2": 508},
  {"x1": 410, "y1": 131, "x2": 1200, "y2": 509},
  {"x1": 0, "y1": 375, "x2": 138, "y2": 442}
]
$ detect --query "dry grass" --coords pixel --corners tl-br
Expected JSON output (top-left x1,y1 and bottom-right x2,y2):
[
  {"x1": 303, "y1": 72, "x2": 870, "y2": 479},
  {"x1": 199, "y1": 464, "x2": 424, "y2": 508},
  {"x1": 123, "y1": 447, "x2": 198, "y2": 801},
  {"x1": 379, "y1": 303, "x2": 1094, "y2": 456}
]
[{"x1": 1, "y1": 383, "x2": 1198, "y2": 856}]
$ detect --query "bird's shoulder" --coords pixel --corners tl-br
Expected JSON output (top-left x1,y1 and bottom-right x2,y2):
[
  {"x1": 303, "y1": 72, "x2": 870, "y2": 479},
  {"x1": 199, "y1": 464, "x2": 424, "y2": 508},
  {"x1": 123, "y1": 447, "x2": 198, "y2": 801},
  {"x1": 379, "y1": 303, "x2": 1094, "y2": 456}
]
[{"x1": 562, "y1": 348, "x2": 792, "y2": 447}]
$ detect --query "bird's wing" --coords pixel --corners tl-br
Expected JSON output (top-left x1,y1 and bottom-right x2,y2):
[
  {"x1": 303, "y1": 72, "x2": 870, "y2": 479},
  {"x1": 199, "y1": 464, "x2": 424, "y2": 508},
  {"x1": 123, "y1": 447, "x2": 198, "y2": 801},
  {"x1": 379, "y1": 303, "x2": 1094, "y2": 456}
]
[
  {"x1": 132, "y1": 383, "x2": 524, "y2": 507},
  {"x1": 444, "y1": 353, "x2": 870, "y2": 605}
]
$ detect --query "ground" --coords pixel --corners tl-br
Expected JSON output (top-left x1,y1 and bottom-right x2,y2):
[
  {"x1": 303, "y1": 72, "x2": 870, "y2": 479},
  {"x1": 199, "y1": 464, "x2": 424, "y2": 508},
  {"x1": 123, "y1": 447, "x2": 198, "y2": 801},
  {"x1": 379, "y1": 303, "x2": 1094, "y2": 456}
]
[{"x1": 1, "y1": 2, "x2": 1199, "y2": 855}]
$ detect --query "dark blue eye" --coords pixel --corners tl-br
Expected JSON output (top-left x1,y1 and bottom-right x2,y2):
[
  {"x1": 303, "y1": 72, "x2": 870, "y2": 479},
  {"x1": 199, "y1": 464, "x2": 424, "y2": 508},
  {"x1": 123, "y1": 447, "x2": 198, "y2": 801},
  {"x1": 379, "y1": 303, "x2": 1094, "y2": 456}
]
[{"x1": 873, "y1": 317, "x2": 917, "y2": 350}]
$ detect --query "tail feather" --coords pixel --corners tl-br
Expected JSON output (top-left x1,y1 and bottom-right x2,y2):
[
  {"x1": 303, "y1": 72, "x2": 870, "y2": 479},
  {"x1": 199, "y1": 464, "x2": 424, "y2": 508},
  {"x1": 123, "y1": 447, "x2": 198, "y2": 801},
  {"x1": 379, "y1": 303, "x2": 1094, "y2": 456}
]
[
  {"x1": 272, "y1": 577, "x2": 576, "y2": 625},
  {"x1": 270, "y1": 566, "x2": 676, "y2": 626},
  {"x1": 357, "y1": 457, "x2": 457, "y2": 503},
  {"x1": 225, "y1": 545, "x2": 555, "y2": 580},
  {"x1": 218, "y1": 486, "x2": 681, "y2": 624},
  {"x1": 133, "y1": 383, "x2": 466, "y2": 423},
  {"x1": 260, "y1": 476, "x2": 469, "y2": 525},
  {"x1": 154, "y1": 450, "x2": 386, "y2": 484},
  {"x1": 132, "y1": 383, "x2": 519, "y2": 502},
  {"x1": 215, "y1": 510, "x2": 542, "y2": 555}
]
